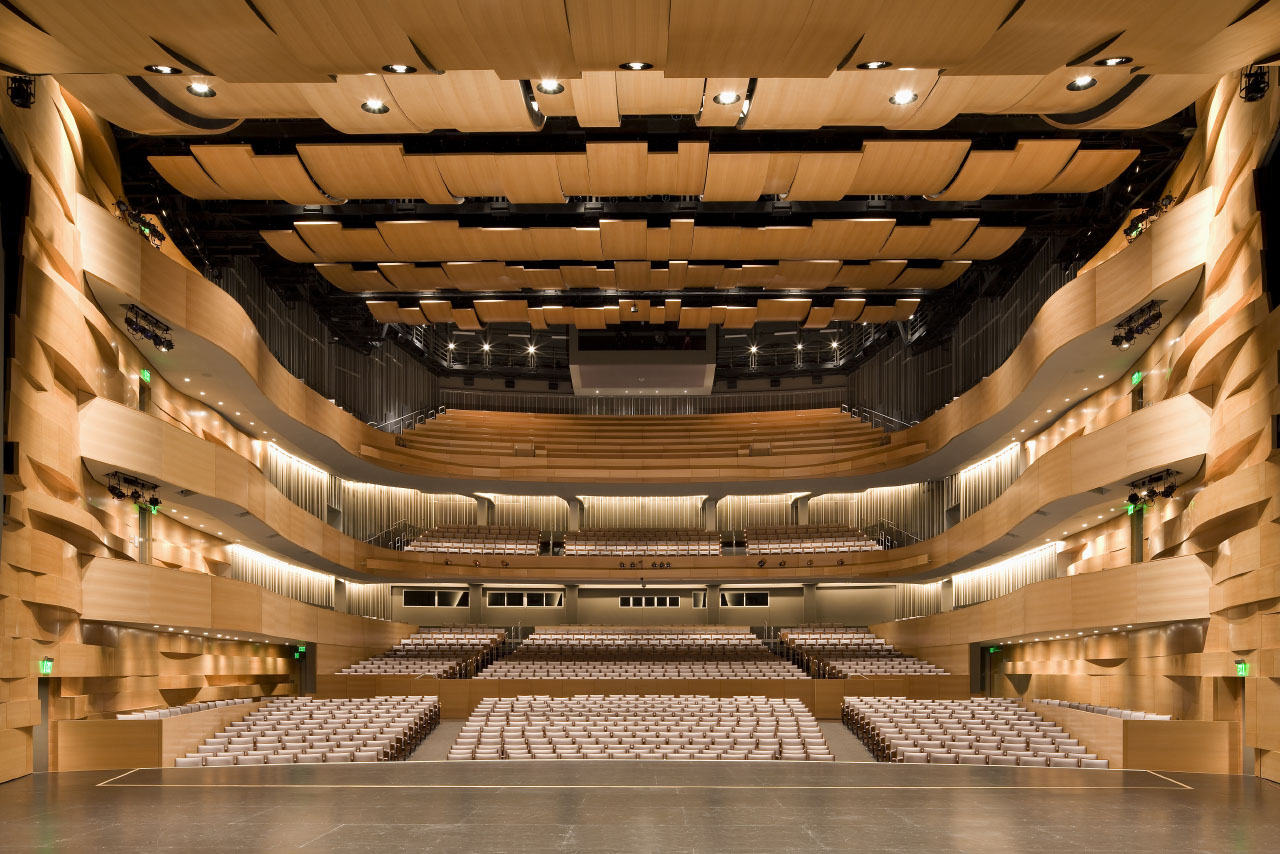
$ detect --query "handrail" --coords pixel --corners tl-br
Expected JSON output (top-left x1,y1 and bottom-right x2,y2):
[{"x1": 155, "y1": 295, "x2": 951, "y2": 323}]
[
  {"x1": 844, "y1": 404, "x2": 918, "y2": 432},
  {"x1": 437, "y1": 387, "x2": 847, "y2": 416},
  {"x1": 362, "y1": 518, "x2": 432, "y2": 551},
  {"x1": 369, "y1": 406, "x2": 445, "y2": 434},
  {"x1": 865, "y1": 518, "x2": 923, "y2": 550}
]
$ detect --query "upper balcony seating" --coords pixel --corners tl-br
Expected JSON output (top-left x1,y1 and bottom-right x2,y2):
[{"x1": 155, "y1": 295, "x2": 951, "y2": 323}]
[
  {"x1": 1034, "y1": 699, "x2": 1173, "y2": 721},
  {"x1": 448, "y1": 694, "x2": 832, "y2": 761},
  {"x1": 477, "y1": 626, "x2": 808, "y2": 679},
  {"x1": 844, "y1": 696, "x2": 1109, "y2": 769},
  {"x1": 339, "y1": 629, "x2": 507, "y2": 677},
  {"x1": 747, "y1": 526, "x2": 882, "y2": 554},
  {"x1": 564, "y1": 529, "x2": 721, "y2": 556},
  {"x1": 116, "y1": 697, "x2": 258, "y2": 719},
  {"x1": 383, "y1": 408, "x2": 906, "y2": 482},
  {"x1": 406, "y1": 525, "x2": 540, "y2": 555},
  {"x1": 173, "y1": 696, "x2": 439, "y2": 767},
  {"x1": 781, "y1": 627, "x2": 947, "y2": 676}
]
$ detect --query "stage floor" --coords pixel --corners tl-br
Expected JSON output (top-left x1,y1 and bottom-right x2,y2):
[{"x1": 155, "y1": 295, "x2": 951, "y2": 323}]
[{"x1": 2, "y1": 761, "x2": 1277, "y2": 853}]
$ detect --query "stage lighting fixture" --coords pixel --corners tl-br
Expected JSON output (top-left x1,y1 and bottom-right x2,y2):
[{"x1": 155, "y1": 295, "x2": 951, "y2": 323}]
[
  {"x1": 107, "y1": 484, "x2": 126, "y2": 500},
  {"x1": 123, "y1": 305, "x2": 175, "y2": 352},
  {"x1": 1241, "y1": 66, "x2": 1269, "y2": 102},
  {"x1": 1160, "y1": 482, "x2": 1177, "y2": 499},
  {"x1": 149, "y1": 495, "x2": 163, "y2": 509},
  {"x1": 115, "y1": 200, "x2": 166, "y2": 248},
  {"x1": 1127, "y1": 491, "x2": 1141, "y2": 505},
  {"x1": 7, "y1": 75, "x2": 35, "y2": 108},
  {"x1": 128, "y1": 488, "x2": 143, "y2": 503}
]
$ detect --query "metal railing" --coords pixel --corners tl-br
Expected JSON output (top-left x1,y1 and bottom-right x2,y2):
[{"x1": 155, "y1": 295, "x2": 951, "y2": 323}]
[
  {"x1": 363, "y1": 519, "x2": 432, "y2": 551},
  {"x1": 844, "y1": 404, "x2": 918, "y2": 433},
  {"x1": 437, "y1": 387, "x2": 847, "y2": 416},
  {"x1": 864, "y1": 518, "x2": 924, "y2": 550},
  {"x1": 370, "y1": 406, "x2": 446, "y2": 435}
]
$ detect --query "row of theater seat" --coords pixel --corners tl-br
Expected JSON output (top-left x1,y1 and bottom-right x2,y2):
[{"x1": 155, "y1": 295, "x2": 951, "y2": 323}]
[
  {"x1": 478, "y1": 627, "x2": 809, "y2": 679},
  {"x1": 406, "y1": 525, "x2": 539, "y2": 555},
  {"x1": 844, "y1": 697, "x2": 1109, "y2": 768},
  {"x1": 746, "y1": 526, "x2": 882, "y2": 554},
  {"x1": 1034, "y1": 698, "x2": 1173, "y2": 720},
  {"x1": 563, "y1": 530, "x2": 721, "y2": 556},
  {"x1": 339, "y1": 629, "x2": 506, "y2": 676},
  {"x1": 781, "y1": 627, "x2": 948, "y2": 676},
  {"x1": 174, "y1": 697, "x2": 439, "y2": 767},
  {"x1": 449, "y1": 694, "x2": 833, "y2": 760},
  {"x1": 116, "y1": 697, "x2": 258, "y2": 719}
]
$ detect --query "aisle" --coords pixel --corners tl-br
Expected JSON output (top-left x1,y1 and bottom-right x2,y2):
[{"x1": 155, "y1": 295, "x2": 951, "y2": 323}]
[
  {"x1": 818, "y1": 720, "x2": 875, "y2": 762},
  {"x1": 408, "y1": 720, "x2": 464, "y2": 761}
]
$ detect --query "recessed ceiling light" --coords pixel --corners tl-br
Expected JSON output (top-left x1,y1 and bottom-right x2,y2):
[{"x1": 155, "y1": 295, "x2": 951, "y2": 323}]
[
  {"x1": 536, "y1": 79, "x2": 565, "y2": 95},
  {"x1": 145, "y1": 64, "x2": 182, "y2": 75},
  {"x1": 1066, "y1": 75, "x2": 1097, "y2": 91},
  {"x1": 199, "y1": 391, "x2": 205, "y2": 396},
  {"x1": 620, "y1": 61, "x2": 653, "y2": 70},
  {"x1": 186, "y1": 81, "x2": 215, "y2": 97},
  {"x1": 1095, "y1": 56, "x2": 1132, "y2": 66},
  {"x1": 481, "y1": 343, "x2": 491, "y2": 351},
  {"x1": 713, "y1": 91, "x2": 741, "y2": 105},
  {"x1": 856, "y1": 60, "x2": 893, "y2": 70},
  {"x1": 749, "y1": 345, "x2": 758, "y2": 353},
  {"x1": 527, "y1": 344, "x2": 537, "y2": 353},
  {"x1": 889, "y1": 89, "x2": 918, "y2": 105},
  {"x1": 361, "y1": 99, "x2": 390, "y2": 114},
  {"x1": 152, "y1": 625, "x2": 159, "y2": 628},
  {"x1": 381, "y1": 64, "x2": 417, "y2": 74},
  {"x1": 183, "y1": 377, "x2": 190, "y2": 382},
  {"x1": 795, "y1": 343, "x2": 803, "y2": 350}
]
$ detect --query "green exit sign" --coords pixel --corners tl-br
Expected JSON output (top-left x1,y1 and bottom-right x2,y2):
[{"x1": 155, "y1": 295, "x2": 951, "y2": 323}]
[
  {"x1": 39, "y1": 658, "x2": 53, "y2": 675},
  {"x1": 1131, "y1": 371, "x2": 1143, "y2": 386},
  {"x1": 1237, "y1": 661, "x2": 1249, "y2": 676},
  {"x1": 988, "y1": 647, "x2": 999, "y2": 653},
  {"x1": 140, "y1": 368, "x2": 151, "y2": 383},
  {"x1": 297, "y1": 645, "x2": 306, "y2": 653}
]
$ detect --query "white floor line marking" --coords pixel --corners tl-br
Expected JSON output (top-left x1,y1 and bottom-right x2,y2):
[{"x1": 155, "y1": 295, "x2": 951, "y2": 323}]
[
  {"x1": 95, "y1": 769, "x2": 141, "y2": 786},
  {"x1": 1144, "y1": 770, "x2": 1194, "y2": 790}
]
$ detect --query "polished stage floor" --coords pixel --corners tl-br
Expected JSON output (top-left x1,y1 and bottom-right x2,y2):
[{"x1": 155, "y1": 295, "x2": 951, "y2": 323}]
[{"x1": 1, "y1": 761, "x2": 1276, "y2": 853}]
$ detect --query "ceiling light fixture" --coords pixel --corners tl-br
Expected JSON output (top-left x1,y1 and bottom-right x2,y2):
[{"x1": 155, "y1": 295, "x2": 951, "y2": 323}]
[
  {"x1": 536, "y1": 79, "x2": 564, "y2": 95},
  {"x1": 144, "y1": 64, "x2": 182, "y2": 74},
  {"x1": 1066, "y1": 75, "x2": 1097, "y2": 91},
  {"x1": 713, "y1": 91, "x2": 741, "y2": 105},
  {"x1": 186, "y1": 81, "x2": 215, "y2": 97},
  {"x1": 1095, "y1": 56, "x2": 1132, "y2": 66},
  {"x1": 620, "y1": 61, "x2": 653, "y2": 70},
  {"x1": 889, "y1": 89, "x2": 918, "y2": 105},
  {"x1": 381, "y1": 64, "x2": 417, "y2": 74},
  {"x1": 361, "y1": 99, "x2": 390, "y2": 114},
  {"x1": 856, "y1": 60, "x2": 893, "y2": 69}
]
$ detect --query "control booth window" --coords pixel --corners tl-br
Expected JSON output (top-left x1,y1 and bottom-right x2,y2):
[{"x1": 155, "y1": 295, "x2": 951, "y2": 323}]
[
  {"x1": 403, "y1": 589, "x2": 469, "y2": 607},
  {"x1": 487, "y1": 590, "x2": 564, "y2": 607},
  {"x1": 720, "y1": 591, "x2": 769, "y2": 607},
  {"x1": 619, "y1": 595, "x2": 680, "y2": 608}
]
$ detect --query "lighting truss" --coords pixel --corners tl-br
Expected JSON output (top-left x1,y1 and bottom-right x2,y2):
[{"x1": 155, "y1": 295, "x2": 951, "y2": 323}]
[
  {"x1": 1110, "y1": 300, "x2": 1164, "y2": 350},
  {"x1": 1124, "y1": 469, "x2": 1178, "y2": 511},
  {"x1": 123, "y1": 304, "x2": 175, "y2": 352},
  {"x1": 105, "y1": 472, "x2": 163, "y2": 511}
]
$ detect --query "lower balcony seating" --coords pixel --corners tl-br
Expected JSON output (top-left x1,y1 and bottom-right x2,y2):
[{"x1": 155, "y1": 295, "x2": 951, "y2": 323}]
[
  {"x1": 1034, "y1": 698, "x2": 1173, "y2": 720},
  {"x1": 116, "y1": 697, "x2": 257, "y2": 719},
  {"x1": 338, "y1": 629, "x2": 506, "y2": 677},
  {"x1": 746, "y1": 525, "x2": 882, "y2": 554},
  {"x1": 173, "y1": 696, "x2": 439, "y2": 767},
  {"x1": 844, "y1": 697, "x2": 1109, "y2": 769},
  {"x1": 564, "y1": 529, "x2": 721, "y2": 556},
  {"x1": 448, "y1": 694, "x2": 833, "y2": 760},
  {"x1": 781, "y1": 627, "x2": 948, "y2": 676},
  {"x1": 405, "y1": 525, "x2": 539, "y2": 555},
  {"x1": 476, "y1": 626, "x2": 808, "y2": 679}
]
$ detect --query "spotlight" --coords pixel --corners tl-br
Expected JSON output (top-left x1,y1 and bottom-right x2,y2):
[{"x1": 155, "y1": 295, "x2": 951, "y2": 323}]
[
  {"x1": 619, "y1": 61, "x2": 653, "y2": 70},
  {"x1": 856, "y1": 60, "x2": 892, "y2": 69},
  {"x1": 123, "y1": 305, "x2": 174, "y2": 352},
  {"x1": 757, "y1": 559, "x2": 766, "y2": 568},
  {"x1": 889, "y1": 89, "x2": 918, "y2": 105},
  {"x1": 149, "y1": 495, "x2": 163, "y2": 509},
  {"x1": 128, "y1": 488, "x2": 143, "y2": 503},
  {"x1": 1094, "y1": 56, "x2": 1132, "y2": 66},
  {"x1": 1241, "y1": 66, "x2": 1270, "y2": 102},
  {"x1": 107, "y1": 484, "x2": 127, "y2": 500},
  {"x1": 1127, "y1": 491, "x2": 1141, "y2": 505},
  {"x1": 115, "y1": 201, "x2": 166, "y2": 249},
  {"x1": 713, "y1": 91, "x2": 741, "y2": 105},
  {"x1": 1160, "y1": 482, "x2": 1176, "y2": 499},
  {"x1": 6, "y1": 75, "x2": 35, "y2": 109},
  {"x1": 144, "y1": 64, "x2": 182, "y2": 74},
  {"x1": 381, "y1": 64, "x2": 417, "y2": 74},
  {"x1": 1066, "y1": 75, "x2": 1097, "y2": 91},
  {"x1": 536, "y1": 79, "x2": 564, "y2": 95},
  {"x1": 361, "y1": 99, "x2": 390, "y2": 114},
  {"x1": 186, "y1": 82, "x2": 215, "y2": 97}
]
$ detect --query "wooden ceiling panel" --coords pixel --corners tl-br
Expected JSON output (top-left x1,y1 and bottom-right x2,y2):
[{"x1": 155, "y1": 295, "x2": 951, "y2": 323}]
[
  {"x1": 436, "y1": 154, "x2": 506, "y2": 197},
  {"x1": 297, "y1": 144, "x2": 411, "y2": 198},
  {"x1": 802, "y1": 306, "x2": 834, "y2": 329},
  {"x1": 520, "y1": 268, "x2": 567, "y2": 290},
  {"x1": 701, "y1": 152, "x2": 770, "y2": 201},
  {"x1": 452, "y1": 307, "x2": 483, "y2": 330},
  {"x1": 455, "y1": 0, "x2": 577, "y2": 79},
  {"x1": 856, "y1": 304, "x2": 896, "y2": 324},
  {"x1": 554, "y1": 153, "x2": 592, "y2": 195},
  {"x1": 317, "y1": 264, "x2": 389, "y2": 292},
  {"x1": 1039, "y1": 149, "x2": 1141, "y2": 193},
  {"x1": 831, "y1": 298, "x2": 866, "y2": 321},
  {"x1": 527, "y1": 306, "x2": 549, "y2": 329},
  {"x1": 252, "y1": 154, "x2": 333, "y2": 204},
  {"x1": 398, "y1": 306, "x2": 428, "y2": 325},
  {"x1": 600, "y1": 219, "x2": 648, "y2": 259},
  {"x1": 878, "y1": 219, "x2": 979, "y2": 259},
  {"x1": 473, "y1": 299, "x2": 532, "y2": 324},
  {"x1": 776, "y1": 260, "x2": 842, "y2": 288},
  {"x1": 803, "y1": 219, "x2": 892, "y2": 259},
  {"x1": 455, "y1": 226, "x2": 537, "y2": 261},
  {"x1": 930, "y1": 150, "x2": 1017, "y2": 201},
  {"x1": 721, "y1": 306, "x2": 758, "y2": 329},
  {"x1": 995, "y1": 139, "x2": 1082, "y2": 194},
  {"x1": 615, "y1": 69, "x2": 704, "y2": 114},
  {"x1": 832, "y1": 260, "x2": 907, "y2": 288},
  {"x1": 848, "y1": 140, "x2": 971, "y2": 195},
  {"x1": 741, "y1": 77, "x2": 838, "y2": 129},
  {"x1": 951, "y1": 227, "x2": 1025, "y2": 260},
  {"x1": 402, "y1": 155, "x2": 461, "y2": 204},
  {"x1": 785, "y1": 152, "x2": 862, "y2": 201},
  {"x1": 587, "y1": 142, "x2": 648, "y2": 195},
  {"x1": 189, "y1": 145, "x2": 270, "y2": 198},
  {"x1": 260, "y1": 230, "x2": 319, "y2": 263},
  {"x1": 697, "y1": 77, "x2": 749, "y2": 126},
  {"x1": 148, "y1": 156, "x2": 233, "y2": 199},
  {"x1": 682, "y1": 264, "x2": 724, "y2": 287},
  {"x1": 295, "y1": 222, "x2": 391, "y2": 262},
  {"x1": 384, "y1": 71, "x2": 537, "y2": 132},
  {"x1": 574, "y1": 307, "x2": 609, "y2": 329},
  {"x1": 296, "y1": 77, "x2": 422, "y2": 134},
  {"x1": 375, "y1": 221, "x2": 460, "y2": 261},
  {"x1": 847, "y1": 0, "x2": 1014, "y2": 69},
  {"x1": 419, "y1": 300, "x2": 455, "y2": 323},
  {"x1": 569, "y1": 71, "x2": 621, "y2": 126},
  {"x1": 888, "y1": 261, "x2": 971, "y2": 289},
  {"x1": 365, "y1": 301, "x2": 403, "y2": 325},
  {"x1": 677, "y1": 306, "x2": 712, "y2": 329},
  {"x1": 688, "y1": 227, "x2": 742, "y2": 260},
  {"x1": 561, "y1": 265, "x2": 605, "y2": 288},
  {"x1": 533, "y1": 227, "x2": 604, "y2": 261},
  {"x1": 564, "y1": 0, "x2": 671, "y2": 71},
  {"x1": 888, "y1": 298, "x2": 921, "y2": 322},
  {"x1": 444, "y1": 261, "x2": 521, "y2": 291},
  {"x1": 497, "y1": 154, "x2": 567, "y2": 203},
  {"x1": 614, "y1": 261, "x2": 652, "y2": 289},
  {"x1": 541, "y1": 306, "x2": 576, "y2": 325},
  {"x1": 377, "y1": 264, "x2": 452, "y2": 291}
]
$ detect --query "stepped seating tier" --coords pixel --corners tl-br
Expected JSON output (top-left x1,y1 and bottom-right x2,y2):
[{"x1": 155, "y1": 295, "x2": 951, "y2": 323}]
[
  {"x1": 844, "y1": 697, "x2": 1109, "y2": 769},
  {"x1": 406, "y1": 525, "x2": 539, "y2": 555},
  {"x1": 1035, "y1": 699, "x2": 1172, "y2": 721},
  {"x1": 339, "y1": 629, "x2": 506, "y2": 677},
  {"x1": 565, "y1": 529, "x2": 721, "y2": 556},
  {"x1": 174, "y1": 697, "x2": 439, "y2": 767},
  {"x1": 747, "y1": 526, "x2": 883, "y2": 554},
  {"x1": 116, "y1": 698, "x2": 257, "y2": 719},
  {"x1": 479, "y1": 627, "x2": 808, "y2": 680},
  {"x1": 782, "y1": 627, "x2": 947, "y2": 676},
  {"x1": 449, "y1": 694, "x2": 832, "y2": 761}
]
